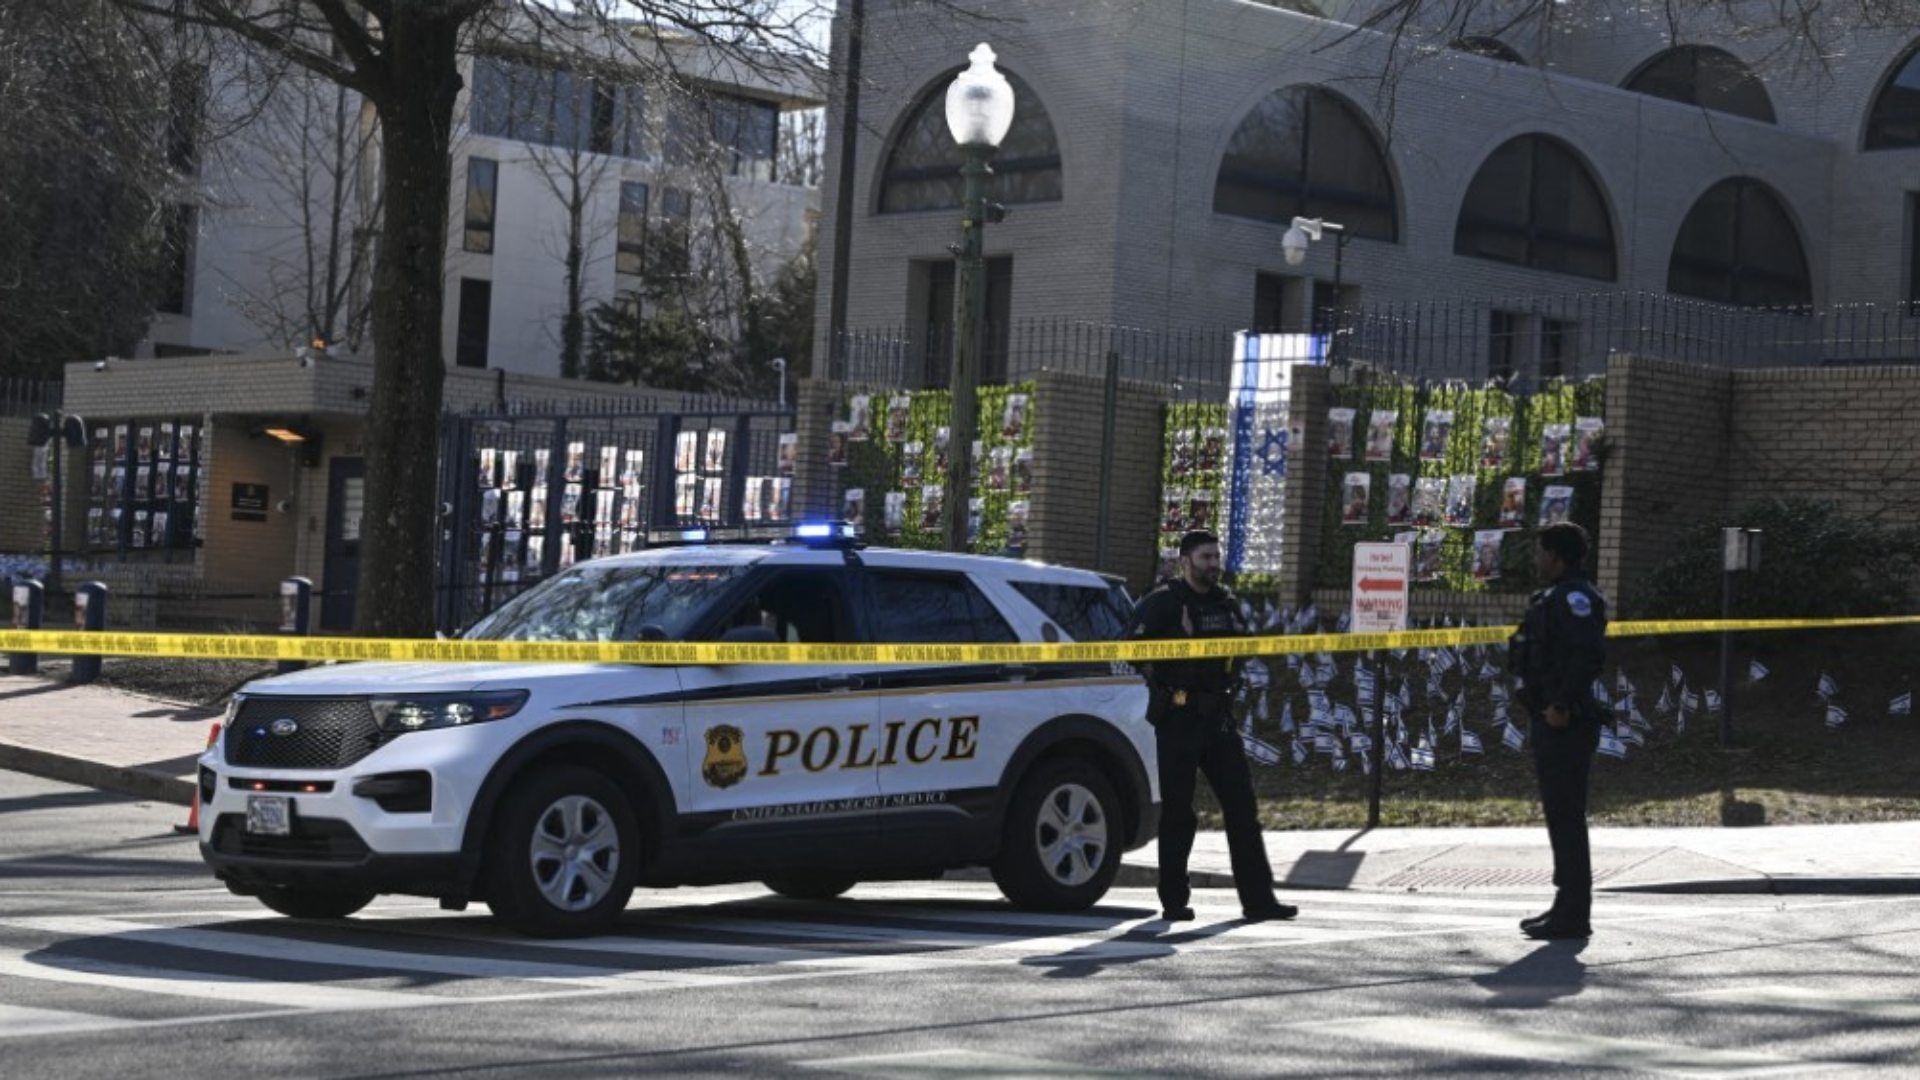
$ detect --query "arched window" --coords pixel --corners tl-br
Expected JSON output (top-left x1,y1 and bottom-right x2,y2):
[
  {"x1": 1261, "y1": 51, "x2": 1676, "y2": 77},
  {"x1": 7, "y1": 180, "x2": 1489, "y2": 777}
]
[
  {"x1": 1212, "y1": 86, "x2": 1397, "y2": 240},
  {"x1": 1451, "y1": 37, "x2": 1526, "y2": 64},
  {"x1": 1454, "y1": 135, "x2": 1616, "y2": 280},
  {"x1": 877, "y1": 70, "x2": 1062, "y2": 213},
  {"x1": 1865, "y1": 41, "x2": 1920, "y2": 150},
  {"x1": 1667, "y1": 178, "x2": 1812, "y2": 307},
  {"x1": 1623, "y1": 46, "x2": 1775, "y2": 123}
]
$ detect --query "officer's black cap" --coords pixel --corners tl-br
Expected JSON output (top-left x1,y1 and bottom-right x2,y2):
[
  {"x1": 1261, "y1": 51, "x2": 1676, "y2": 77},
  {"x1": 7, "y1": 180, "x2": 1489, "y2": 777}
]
[{"x1": 1179, "y1": 529, "x2": 1220, "y2": 556}]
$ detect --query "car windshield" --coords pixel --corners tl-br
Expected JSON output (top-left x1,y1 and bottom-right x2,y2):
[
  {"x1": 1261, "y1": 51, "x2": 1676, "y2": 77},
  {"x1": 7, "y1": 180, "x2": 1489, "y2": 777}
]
[{"x1": 465, "y1": 563, "x2": 745, "y2": 642}]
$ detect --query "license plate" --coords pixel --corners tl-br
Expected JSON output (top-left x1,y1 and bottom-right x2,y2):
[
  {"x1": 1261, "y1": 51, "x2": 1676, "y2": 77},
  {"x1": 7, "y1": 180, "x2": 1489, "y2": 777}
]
[{"x1": 245, "y1": 795, "x2": 291, "y2": 836}]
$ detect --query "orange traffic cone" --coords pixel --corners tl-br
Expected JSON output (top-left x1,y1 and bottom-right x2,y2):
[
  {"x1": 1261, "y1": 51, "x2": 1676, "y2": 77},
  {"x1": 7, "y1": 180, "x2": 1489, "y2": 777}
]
[{"x1": 175, "y1": 722, "x2": 222, "y2": 834}]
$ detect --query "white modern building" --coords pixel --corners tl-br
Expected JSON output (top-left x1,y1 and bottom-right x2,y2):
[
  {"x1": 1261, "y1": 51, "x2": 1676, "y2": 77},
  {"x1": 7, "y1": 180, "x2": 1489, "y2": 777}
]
[
  {"x1": 813, "y1": 0, "x2": 1920, "y2": 379},
  {"x1": 144, "y1": 26, "x2": 824, "y2": 377}
]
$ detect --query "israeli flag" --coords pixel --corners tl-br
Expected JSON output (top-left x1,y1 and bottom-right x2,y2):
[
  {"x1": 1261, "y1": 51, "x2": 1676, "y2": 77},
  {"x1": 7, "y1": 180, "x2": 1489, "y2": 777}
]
[
  {"x1": 1749, "y1": 659, "x2": 1770, "y2": 683},
  {"x1": 1705, "y1": 689, "x2": 1723, "y2": 714},
  {"x1": 1291, "y1": 739, "x2": 1309, "y2": 765},
  {"x1": 1825, "y1": 703, "x2": 1849, "y2": 728},
  {"x1": 1387, "y1": 743, "x2": 1409, "y2": 771},
  {"x1": 1598, "y1": 727, "x2": 1627, "y2": 760},
  {"x1": 1399, "y1": 681, "x2": 1414, "y2": 710},
  {"x1": 1591, "y1": 679, "x2": 1611, "y2": 706},
  {"x1": 1616, "y1": 670, "x2": 1632, "y2": 696},
  {"x1": 1280, "y1": 700, "x2": 1296, "y2": 734},
  {"x1": 1818, "y1": 673, "x2": 1839, "y2": 699},
  {"x1": 1410, "y1": 743, "x2": 1436, "y2": 771},
  {"x1": 1335, "y1": 704, "x2": 1358, "y2": 734},
  {"x1": 1242, "y1": 734, "x2": 1283, "y2": 766},
  {"x1": 1314, "y1": 732, "x2": 1338, "y2": 754},
  {"x1": 1351, "y1": 733, "x2": 1373, "y2": 755},
  {"x1": 1490, "y1": 702, "x2": 1509, "y2": 727},
  {"x1": 1333, "y1": 754, "x2": 1350, "y2": 773},
  {"x1": 1244, "y1": 658, "x2": 1271, "y2": 689},
  {"x1": 1682, "y1": 688, "x2": 1702, "y2": 712},
  {"x1": 1655, "y1": 686, "x2": 1674, "y2": 715},
  {"x1": 1671, "y1": 663, "x2": 1685, "y2": 687},
  {"x1": 1460, "y1": 727, "x2": 1484, "y2": 754},
  {"x1": 1502, "y1": 723, "x2": 1525, "y2": 751},
  {"x1": 1490, "y1": 683, "x2": 1510, "y2": 706},
  {"x1": 1893, "y1": 692, "x2": 1913, "y2": 717},
  {"x1": 1335, "y1": 611, "x2": 1351, "y2": 632},
  {"x1": 1621, "y1": 724, "x2": 1645, "y2": 748}
]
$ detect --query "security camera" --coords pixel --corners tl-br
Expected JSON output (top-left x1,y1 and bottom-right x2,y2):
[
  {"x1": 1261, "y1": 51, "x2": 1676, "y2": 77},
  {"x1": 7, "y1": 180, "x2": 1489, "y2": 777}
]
[
  {"x1": 94, "y1": 359, "x2": 109, "y2": 372},
  {"x1": 1281, "y1": 225, "x2": 1310, "y2": 267},
  {"x1": 275, "y1": 498, "x2": 293, "y2": 514}
]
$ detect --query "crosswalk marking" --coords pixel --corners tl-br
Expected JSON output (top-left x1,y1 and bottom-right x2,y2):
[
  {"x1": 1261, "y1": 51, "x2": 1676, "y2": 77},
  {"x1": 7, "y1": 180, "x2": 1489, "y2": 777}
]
[
  {"x1": 1285, "y1": 1016, "x2": 1827, "y2": 1078},
  {"x1": 0, "y1": 885, "x2": 1786, "y2": 1043},
  {"x1": 1679, "y1": 985, "x2": 1920, "y2": 1022},
  {"x1": 0, "y1": 1002, "x2": 141, "y2": 1039}
]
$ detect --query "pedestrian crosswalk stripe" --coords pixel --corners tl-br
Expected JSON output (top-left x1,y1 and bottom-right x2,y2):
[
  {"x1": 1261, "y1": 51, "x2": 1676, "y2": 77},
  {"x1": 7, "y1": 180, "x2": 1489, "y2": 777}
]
[
  {"x1": 1283, "y1": 1016, "x2": 1825, "y2": 1077},
  {"x1": 1678, "y1": 985, "x2": 1920, "y2": 1022},
  {"x1": 0, "y1": 1002, "x2": 142, "y2": 1040},
  {"x1": 0, "y1": 945, "x2": 427, "y2": 1011}
]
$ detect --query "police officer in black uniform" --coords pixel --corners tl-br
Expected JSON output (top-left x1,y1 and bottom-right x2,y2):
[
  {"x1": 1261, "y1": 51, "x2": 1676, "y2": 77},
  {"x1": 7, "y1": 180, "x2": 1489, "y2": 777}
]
[
  {"x1": 1133, "y1": 530, "x2": 1296, "y2": 924},
  {"x1": 1509, "y1": 521, "x2": 1609, "y2": 940}
]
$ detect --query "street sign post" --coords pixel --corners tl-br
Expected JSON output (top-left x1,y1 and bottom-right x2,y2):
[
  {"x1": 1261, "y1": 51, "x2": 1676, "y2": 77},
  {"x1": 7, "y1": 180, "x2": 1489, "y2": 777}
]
[{"x1": 1350, "y1": 541, "x2": 1412, "y2": 633}]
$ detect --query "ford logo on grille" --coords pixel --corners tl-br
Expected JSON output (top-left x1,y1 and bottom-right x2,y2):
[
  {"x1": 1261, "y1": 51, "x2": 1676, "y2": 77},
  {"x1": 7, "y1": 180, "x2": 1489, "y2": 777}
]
[{"x1": 269, "y1": 718, "x2": 300, "y2": 737}]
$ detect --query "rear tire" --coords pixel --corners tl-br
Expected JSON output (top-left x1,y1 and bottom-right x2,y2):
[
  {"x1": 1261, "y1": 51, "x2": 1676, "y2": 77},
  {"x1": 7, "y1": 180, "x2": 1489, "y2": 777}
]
[
  {"x1": 762, "y1": 874, "x2": 857, "y2": 901},
  {"x1": 991, "y1": 757, "x2": 1121, "y2": 911},
  {"x1": 256, "y1": 886, "x2": 376, "y2": 920},
  {"x1": 484, "y1": 765, "x2": 639, "y2": 937}
]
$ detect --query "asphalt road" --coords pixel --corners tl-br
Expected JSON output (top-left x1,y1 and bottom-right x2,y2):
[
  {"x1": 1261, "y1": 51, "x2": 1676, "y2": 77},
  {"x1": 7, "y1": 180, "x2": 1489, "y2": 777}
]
[{"x1": 2, "y1": 769, "x2": 1918, "y2": 1079}]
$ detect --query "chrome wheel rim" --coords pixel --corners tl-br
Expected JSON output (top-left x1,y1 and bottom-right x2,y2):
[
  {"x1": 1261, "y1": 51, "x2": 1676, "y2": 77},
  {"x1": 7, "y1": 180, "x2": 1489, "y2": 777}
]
[
  {"x1": 1034, "y1": 782, "x2": 1108, "y2": 887},
  {"x1": 530, "y1": 794, "x2": 619, "y2": 912}
]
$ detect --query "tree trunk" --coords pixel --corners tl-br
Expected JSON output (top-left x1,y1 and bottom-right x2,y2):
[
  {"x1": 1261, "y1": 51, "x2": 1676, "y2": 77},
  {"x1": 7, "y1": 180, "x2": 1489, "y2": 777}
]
[
  {"x1": 353, "y1": 18, "x2": 461, "y2": 637},
  {"x1": 562, "y1": 175, "x2": 585, "y2": 379}
]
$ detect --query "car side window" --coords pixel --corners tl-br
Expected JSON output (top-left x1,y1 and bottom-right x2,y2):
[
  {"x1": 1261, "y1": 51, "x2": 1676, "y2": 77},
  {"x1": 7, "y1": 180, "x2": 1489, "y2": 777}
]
[
  {"x1": 866, "y1": 571, "x2": 1017, "y2": 644},
  {"x1": 710, "y1": 569, "x2": 857, "y2": 643},
  {"x1": 1010, "y1": 581, "x2": 1133, "y2": 642}
]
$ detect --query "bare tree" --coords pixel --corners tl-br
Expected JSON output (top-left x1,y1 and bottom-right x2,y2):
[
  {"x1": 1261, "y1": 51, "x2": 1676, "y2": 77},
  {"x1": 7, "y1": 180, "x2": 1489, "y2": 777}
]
[
  {"x1": 109, "y1": 0, "x2": 830, "y2": 636},
  {"x1": 215, "y1": 70, "x2": 380, "y2": 353}
]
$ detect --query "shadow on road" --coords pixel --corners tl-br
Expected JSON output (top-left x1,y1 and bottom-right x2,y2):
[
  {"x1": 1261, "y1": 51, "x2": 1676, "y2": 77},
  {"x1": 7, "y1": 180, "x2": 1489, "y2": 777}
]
[{"x1": 1472, "y1": 938, "x2": 1589, "y2": 1008}]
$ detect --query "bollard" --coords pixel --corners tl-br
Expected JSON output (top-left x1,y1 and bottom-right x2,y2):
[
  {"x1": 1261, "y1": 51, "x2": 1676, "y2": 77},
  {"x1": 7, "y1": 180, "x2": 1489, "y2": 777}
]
[
  {"x1": 69, "y1": 581, "x2": 107, "y2": 685},
  {"x1": 8, "y1": 580, "x2": 44, "y2": 676},
  {"x1": 277, "y1": 576, "x2": 313, "y2": 674}
]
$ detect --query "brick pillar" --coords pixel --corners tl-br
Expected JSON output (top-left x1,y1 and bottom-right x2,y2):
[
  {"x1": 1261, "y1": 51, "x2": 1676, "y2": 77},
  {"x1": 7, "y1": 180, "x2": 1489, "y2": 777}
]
[
  {"x1": 1028, "y1": 369, "x2": 1170, "y2": 591},
  {"x1": 1597, "y1": 355, "x2": 1732, "y2": 614},
  {"x1": 1277, "y1": 364, "x2": 1330, "y2": 605},
  {"x1": 792, "y1": 378, "x2": 844, "y2": 520}
]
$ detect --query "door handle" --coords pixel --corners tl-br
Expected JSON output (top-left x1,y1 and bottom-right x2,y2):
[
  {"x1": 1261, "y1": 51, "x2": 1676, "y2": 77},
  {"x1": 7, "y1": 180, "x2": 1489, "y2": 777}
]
[
  {"x1": 815, "y1": 674, "x2": 864, "y2": 692},
  {"x1": 1000, "y1": 664, "x2": 1038, "y2": 681}
]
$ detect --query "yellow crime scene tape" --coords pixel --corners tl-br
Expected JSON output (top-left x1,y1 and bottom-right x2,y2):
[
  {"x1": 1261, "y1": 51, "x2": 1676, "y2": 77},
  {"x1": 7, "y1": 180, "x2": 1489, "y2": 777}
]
[{"x1": 3, "y1": 615, "x2": 1919, "y2": 667}]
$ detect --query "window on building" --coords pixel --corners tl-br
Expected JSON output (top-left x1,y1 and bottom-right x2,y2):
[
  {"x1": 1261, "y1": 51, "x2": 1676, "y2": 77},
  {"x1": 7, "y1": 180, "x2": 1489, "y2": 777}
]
[
  {"x1": 865, "y1": 571, "x2": 1016, "y2": 643},
  {"x1": 706, "y1": 94, "x2": 779, "y2": 180},
  {"x1": 913, "y1": 257, "x2": 1011, "y2": 388},
  {"x1": 589, "y1": 82, "x2": 617, "y2": 155},
  {"x1": 1908, "y1": 194, "x2": 1920, "y2": 311},
  {"x1": 1866, "y1": 42, "x2": 1920, "y2": 150},
  {"x1": 616, "y1": 181, "x2": 649, "y2": 277},
  {"x1": 157, "y1": 204, "x2": 196, "y2": 315},
  {"x1": 655, "y1": 187, "x2": 692, "y2": 275},
  {"x1": 1488, "y1": 311, "x2": 1520, "y2": 380},
  {"x1": 166, "y1": 63, "x2": 207, "y2": 172},
  {"x1": 1540, "y1": 318, "x2": 1573, "y2": 379},
  {"x1": 1623, "y1": 45, "x2": 1776, "y2": 123},
  {"x1": 463, "y1": 157, "x2": 498, "y2": 254},
  {"x1": 1451, "y1": 37, "x2": 1526, "y2": 64},
  {"x1": 456, "y1": 278, "x2": 492, "y2": 368},
  {"x1": 471, "y1": 56, "x2": 648, "y2": 159},
  {"x1": 1455, "y1": 134, "x2": 1617, "y2": 281},
  {"x1": 879, "y1": 70, "x2": 1063, "y2": 213},
  {"x1": 1667, "y1": 177, "x2": 1812, "y2": 308},
  {"x1": 1253, "y1": 272, "x2": 1292, "y2": 332},
  {"x1": 1213, "y1": 86, "x2": 1398, "y2": 241}
]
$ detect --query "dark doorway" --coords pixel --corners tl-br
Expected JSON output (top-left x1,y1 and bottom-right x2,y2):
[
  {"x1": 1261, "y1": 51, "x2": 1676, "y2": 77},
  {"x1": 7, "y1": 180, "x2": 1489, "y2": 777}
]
[
  {"x1": 321, "y1": 457, "x2": 365, "y2": 631},
  {"x1": 917, "y1": 256, "x2": 1012, "y2": 387}
]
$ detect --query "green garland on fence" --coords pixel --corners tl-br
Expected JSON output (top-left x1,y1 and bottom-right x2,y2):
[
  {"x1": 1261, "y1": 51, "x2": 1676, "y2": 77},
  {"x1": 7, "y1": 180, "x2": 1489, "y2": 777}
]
[
  {"x1": 1315, "y1": 376, "x2": 1607, "y2": 595},
  {"x1": 1156, "y1": 401, "x2": 1231, "y2": 579},
  {"x1": 839, "y1": 383, "x2": 1037, "y2": 554}
]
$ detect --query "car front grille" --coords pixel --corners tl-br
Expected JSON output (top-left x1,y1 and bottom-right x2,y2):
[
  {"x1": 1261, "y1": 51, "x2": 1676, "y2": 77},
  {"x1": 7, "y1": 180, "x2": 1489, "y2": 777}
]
[
  {"x1": 226, "y1": 697, "x2": 388, "y2": 770},
  {"x1": 210, "y1": 813, "x2": 371, "y2": 863}
]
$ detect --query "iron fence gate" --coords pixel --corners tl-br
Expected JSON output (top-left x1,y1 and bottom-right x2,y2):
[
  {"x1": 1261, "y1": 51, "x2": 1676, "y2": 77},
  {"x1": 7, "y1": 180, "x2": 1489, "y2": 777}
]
[{"x1": 436, "y1": 401, "x2": 794, "y2": 632}]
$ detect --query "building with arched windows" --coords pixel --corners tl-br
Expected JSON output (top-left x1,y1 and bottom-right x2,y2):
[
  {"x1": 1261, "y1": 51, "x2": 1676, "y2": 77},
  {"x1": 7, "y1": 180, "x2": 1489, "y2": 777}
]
[{"x1": 813, "y1": 0, "x2": 1920, "y2": 377}]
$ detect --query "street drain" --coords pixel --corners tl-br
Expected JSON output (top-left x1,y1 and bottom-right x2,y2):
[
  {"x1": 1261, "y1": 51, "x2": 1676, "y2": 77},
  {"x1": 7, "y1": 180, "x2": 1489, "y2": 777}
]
[{"x1": 1380, "y1": 866, "x2": 1621, "y2": 889}]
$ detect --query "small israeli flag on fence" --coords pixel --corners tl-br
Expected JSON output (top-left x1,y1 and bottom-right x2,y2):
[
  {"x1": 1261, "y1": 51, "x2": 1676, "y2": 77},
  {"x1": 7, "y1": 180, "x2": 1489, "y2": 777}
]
[
  {"x1": 1749, "y1": 659, "x2": 1770, "y2": 683},
  {"x1": 1502, "y1": 722, "x2": 1525, "y2": 752},
  {"x1": 1598, "y1": 727, "x2": 1628, "y2": 760},
  {"x1": 1825, "y1": 703, "x2": 1849, "y2": 728},
  {"x1": 1460, "y1": 726, "x2": 1484, "y2": 754},
  {"x1": 1705, "y1": 689, "x2": 1723, "y2": 714},
  {"x1": 1818, "y1": 673, "x2": 1839, "y2": 699},
  {"x1": 1241, "y1": 734, "x2": 1283, "y2": 766},
  {"x1": 1891, "y1": 692, "x2": 1912, "y2": 717},
  {"x1": 1671, "y1": 663, "x2": 1685, "y2": 687}
]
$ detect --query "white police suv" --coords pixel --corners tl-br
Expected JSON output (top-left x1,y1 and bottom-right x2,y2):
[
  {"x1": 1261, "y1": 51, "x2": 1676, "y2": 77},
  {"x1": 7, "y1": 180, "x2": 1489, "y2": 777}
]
[{"x1": 199, "y1": 527, "x2": 1159, "y2": 936}]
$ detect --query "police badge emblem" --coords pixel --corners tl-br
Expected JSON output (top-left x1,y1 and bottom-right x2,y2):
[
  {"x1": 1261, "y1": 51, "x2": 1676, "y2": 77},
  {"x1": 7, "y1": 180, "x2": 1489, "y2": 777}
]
[{"x1": 702, "y1": 725, "x2": 748, "y2": 789}]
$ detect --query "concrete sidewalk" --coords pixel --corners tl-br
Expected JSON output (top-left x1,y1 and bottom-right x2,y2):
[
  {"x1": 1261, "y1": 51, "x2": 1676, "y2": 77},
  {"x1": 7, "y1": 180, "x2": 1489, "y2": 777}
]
[{"x1": 4, "y1": 672, "x2": 1917, "y2": 895}]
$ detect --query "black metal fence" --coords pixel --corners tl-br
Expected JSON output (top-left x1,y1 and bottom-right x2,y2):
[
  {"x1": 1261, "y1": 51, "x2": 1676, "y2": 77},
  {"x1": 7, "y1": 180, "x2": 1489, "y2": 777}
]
[
  {"x1": 830, "y1": 293, "x2": 1920, "y2": 394},
  {"x1": 0, "y1": 378, "x2": 61, "y2": 418},
  {"x1": 436, "y1": 398, "x2": 794, "y2": 632}
]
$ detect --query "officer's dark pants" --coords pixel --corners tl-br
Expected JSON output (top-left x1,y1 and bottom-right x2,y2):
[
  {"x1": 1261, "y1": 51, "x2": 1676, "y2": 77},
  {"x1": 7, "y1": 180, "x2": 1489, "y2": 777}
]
[
  {"x1": 1156, "y1": 718, "x2": 1277, "y2": 913},
  {"x1": 1531, "y1": 718, "x2": 1601, "y2": 921}
]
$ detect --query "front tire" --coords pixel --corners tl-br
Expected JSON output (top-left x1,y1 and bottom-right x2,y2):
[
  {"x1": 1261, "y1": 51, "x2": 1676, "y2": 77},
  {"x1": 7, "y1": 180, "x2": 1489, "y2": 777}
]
[
  {"x1": 991, "y1": 757, "x2": 1121, "y2": 911},
  {"x1": 256, "y1": 886, "x2": 376, "y2": 920},
  {"x1": 484, "y1": 765, "x2": 639, "y2": 937}
]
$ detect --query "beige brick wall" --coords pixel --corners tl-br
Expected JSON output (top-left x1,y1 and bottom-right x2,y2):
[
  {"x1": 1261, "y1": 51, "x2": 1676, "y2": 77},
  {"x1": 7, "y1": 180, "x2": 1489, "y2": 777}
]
[
  {"x1": 1728, "y1": 365, "x2": 1920, "y2": 523},
  {"x1": 1277, "y1": 365, "x2": 1331, "y2": 605},
  {"x1": 0, "y1": 417, "x2": 45, "y2": 554},
  {"x1": 1027, "y1": 369, "x2": 1171, "y2": 592}
]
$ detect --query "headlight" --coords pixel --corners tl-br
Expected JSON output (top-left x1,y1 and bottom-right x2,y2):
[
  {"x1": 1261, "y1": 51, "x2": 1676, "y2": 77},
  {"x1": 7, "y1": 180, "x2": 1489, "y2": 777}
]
[
  {"x1": 369, "y1": 691, "x2": 528, "y2": 734},
  {"x1": 223, "y1": 693, "x2": 244, "y2": 725}
]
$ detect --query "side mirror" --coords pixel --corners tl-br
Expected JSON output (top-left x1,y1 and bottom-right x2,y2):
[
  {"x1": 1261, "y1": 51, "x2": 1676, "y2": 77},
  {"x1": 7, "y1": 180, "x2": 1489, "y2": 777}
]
[{"x1": 719, "y1": 625, "x2": 778, "y2": 645}]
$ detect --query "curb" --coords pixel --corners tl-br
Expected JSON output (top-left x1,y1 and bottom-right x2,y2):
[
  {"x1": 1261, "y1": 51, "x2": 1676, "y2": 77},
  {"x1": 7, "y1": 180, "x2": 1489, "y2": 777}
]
[
  {"x1": 1603, "y1": 876, "x2": 1920, "y2": 897},
  {"x1": 0, "y1": 741, "x2": 195, "y2": 807}
]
